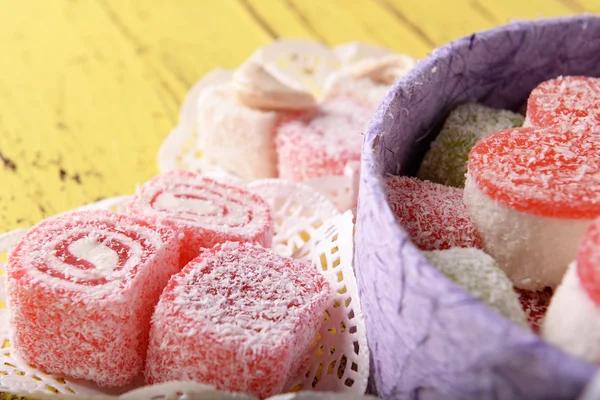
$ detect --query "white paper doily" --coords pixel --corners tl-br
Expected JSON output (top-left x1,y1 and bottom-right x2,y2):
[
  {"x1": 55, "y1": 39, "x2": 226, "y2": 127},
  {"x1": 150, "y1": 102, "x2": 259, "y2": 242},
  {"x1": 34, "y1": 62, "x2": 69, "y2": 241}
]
[
  {"x1": 0, "y1": 180, "x2": 368, "y2": 398},
  {"x1": 157, "y1": 40, "x2": 396, "y2": 213},
  {"x1": 285, "y1": 211, "x2": 368, "y2": 393},
  {"x1": 246, "y1": 179, "x2": 341, "y2": 258}
]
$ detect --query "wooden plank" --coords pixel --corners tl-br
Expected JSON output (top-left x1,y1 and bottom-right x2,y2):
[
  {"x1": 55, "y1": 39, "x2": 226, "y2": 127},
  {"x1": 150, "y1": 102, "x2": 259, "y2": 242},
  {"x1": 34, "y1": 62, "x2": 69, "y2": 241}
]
[
  {"x1": 0, "y1": 0, "x2": 171, "y2": 229},
  {"x1": 244, "y1": 0, "x2": 320, "y2": 40},
  {"x1": 101, "y1": 0, "x2": 272, "y2": 87},
  {"x1": 557, "y1": 0, "x2": 599, "y2": 12},
  {"x1": 578, "y1": 0, "x2": 599, "y2": 12},
  {"x1": 280, "y1": 0, "x2": 433, "y2": 56},
  {"x1": 378, "y1": 0, "x2": 496, "y2": 45},
  {"x1": 474, "y1": 0, "x2": 578, "y2": 23},
  {"x1": 0, "y1": 0, "x2": 268, "y2": 231}
]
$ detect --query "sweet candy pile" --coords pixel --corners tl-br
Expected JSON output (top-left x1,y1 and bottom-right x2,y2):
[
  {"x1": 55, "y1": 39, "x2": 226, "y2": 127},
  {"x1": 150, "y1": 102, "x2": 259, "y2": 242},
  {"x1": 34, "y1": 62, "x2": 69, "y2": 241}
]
[
  {"x1": 195, "y1": 41, "x2": 416, "y2": 185},
  {"x1": 4, "y1": 170, "x2": 332, "y2": 396},
  {"x1": 386, "y1": 76, "x2": 600, "y2": 342}
]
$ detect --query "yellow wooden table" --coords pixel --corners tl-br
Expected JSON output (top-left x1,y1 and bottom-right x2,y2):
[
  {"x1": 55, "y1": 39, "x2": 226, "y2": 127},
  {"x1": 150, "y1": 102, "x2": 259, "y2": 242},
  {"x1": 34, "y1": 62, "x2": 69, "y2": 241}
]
[
  {"x1": 0, "y1": 0, "x2": 597, "y2": 398},
  {"x1": 0, "y1": 0, "x2": 595, "y2": 233}
]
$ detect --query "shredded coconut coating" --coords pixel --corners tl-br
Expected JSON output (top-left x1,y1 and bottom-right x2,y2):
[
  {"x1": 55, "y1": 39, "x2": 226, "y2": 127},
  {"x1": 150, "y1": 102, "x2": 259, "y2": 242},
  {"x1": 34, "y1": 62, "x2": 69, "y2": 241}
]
[
  {"x1": 275, "y1": 98, "x2": 372, "y2": 182},
  {"x1": 418, "y1": 103, "x2": 524, "y2": 187},
  {"x1": 424, "y1": 248, "x2": 528, "y2": 328},
  {"x1": 145, "y1": 242, "x2": 331, "y2": 398},
  {"x1": 128, "y1": 170, "x2": 273, "y2": 266},
  {"x1": 577, "y1": 217, "x2": 600, "y2": 306},
  {"x1": 463, "y1": 174, "x2": 592, "y2": 291},
  {"x1": 542, "y1": 262, "x2": 600, "y2": 364},
  {"x1": 468, "y1": 127, "x2": 600, "y2": 219},
  {"x1": 384, "y1": 176, "x2": 481, "y2": 250},
  {"x1": 197, "y1": 83, "x2": 281, "y2": 181},
  {"x1": 515, "y1": 287, "x2": 552, "y2": 333},
  {"x1": 6, "y1": 210, "x2": 180, "y2": 387},
  {"x1": 525, "y1": 76, "x2": 600, "y2": 132}
]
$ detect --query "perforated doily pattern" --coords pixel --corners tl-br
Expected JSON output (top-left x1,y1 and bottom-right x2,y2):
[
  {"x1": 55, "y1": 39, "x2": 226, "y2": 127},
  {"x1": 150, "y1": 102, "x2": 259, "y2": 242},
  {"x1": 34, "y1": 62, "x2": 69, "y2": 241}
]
[
  {"x1": 246, "y1": 179, "x2": 341, "y2": 258},
  {"x1": 0, "y1": 180, "x2": 368, "y2": 398},
  {"x1": 284, "y1": 212, "x2": 368, "y2": 393}
]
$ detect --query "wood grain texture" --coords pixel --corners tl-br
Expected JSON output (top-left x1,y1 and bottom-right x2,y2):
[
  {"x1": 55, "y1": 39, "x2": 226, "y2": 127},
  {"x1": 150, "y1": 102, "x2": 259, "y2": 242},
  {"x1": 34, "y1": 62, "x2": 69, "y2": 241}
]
[
  {"x1": 475, "y1": 0, "x2": 577, "y2": 22},
  {"x1": 560, "y1": 0, "x2": 600, "y2": 13},
  {"x1": 0, "y1": 0, "x2": 591, "y2": 234},
  {"x1": 0, "y1": 1, "x2": 594, "y2": 398}
]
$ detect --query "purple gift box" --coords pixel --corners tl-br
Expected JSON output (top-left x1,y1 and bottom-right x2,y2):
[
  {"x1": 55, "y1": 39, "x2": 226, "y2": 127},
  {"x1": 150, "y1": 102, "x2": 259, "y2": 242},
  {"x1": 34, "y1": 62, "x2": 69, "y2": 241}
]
[{"x1": 355, "y1": 15, "x2": 600, "y2": 400}]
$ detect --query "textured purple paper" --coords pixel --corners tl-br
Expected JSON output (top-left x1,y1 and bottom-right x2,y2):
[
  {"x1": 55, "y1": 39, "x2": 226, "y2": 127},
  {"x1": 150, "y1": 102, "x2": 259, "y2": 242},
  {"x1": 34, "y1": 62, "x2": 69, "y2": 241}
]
[{"x1": 356, "y1": 16, "x2": 600, "y2": 400}]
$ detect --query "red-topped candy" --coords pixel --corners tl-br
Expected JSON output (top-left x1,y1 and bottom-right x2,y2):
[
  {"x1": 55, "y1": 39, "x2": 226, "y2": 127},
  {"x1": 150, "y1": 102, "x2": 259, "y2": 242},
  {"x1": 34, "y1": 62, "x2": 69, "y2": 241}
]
[
  {"x1": 526, "y1": 76, "x2": 600, "y2": 132},
  {"x1": 275, "y1": 97, "x2": 372, "y2": 181},
  {"x1": 468, "y1": 127, "x2": 600, "y2": 219},
  {"x1": 384, "y1": 176, "x2": 481, "y2": 250},
  {"x1": 128, "y1": 170, "x2": 273, "y2": 266},
  {"x1": 145, "y1": 242, "x2": 331, "y2": 398},
  {"x1": 6, "y1": 210, "x2": 180, "y2": 387},
  {"x1": 465, "y1": 126, "x2": 600, "y2": 290}
]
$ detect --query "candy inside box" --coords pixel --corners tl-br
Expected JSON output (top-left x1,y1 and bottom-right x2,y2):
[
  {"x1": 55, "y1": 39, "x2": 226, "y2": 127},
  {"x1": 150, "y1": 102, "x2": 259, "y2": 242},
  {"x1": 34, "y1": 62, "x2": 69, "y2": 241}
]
[
  {"x1": 355, "y1": 15, "x2": 600, "y2": 400},
  {"x1": 0, "y1": 40, "x2": 384, "y2": 398}
]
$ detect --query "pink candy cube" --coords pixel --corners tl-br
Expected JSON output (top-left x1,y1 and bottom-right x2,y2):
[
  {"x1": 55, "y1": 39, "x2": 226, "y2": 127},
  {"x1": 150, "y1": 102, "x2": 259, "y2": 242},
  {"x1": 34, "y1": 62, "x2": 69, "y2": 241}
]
[
  {"x1": 145, "y1": 242, "x2": 331, "y2": 398},
  {"x1": 128, "y1": 170, "x2": 274, "y2": 266},
  {"x1": 276, "y1": 98, "x2": 372, "y2": 182}
]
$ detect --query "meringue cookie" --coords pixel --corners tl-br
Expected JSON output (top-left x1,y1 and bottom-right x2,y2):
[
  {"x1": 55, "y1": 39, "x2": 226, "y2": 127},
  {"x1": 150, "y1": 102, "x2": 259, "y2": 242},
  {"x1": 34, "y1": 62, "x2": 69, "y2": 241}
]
[{"x1": 232, "y1": 59, "x2": 316, "y2": 111}]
